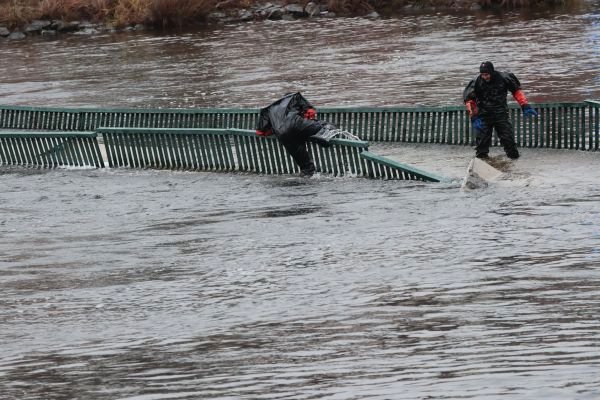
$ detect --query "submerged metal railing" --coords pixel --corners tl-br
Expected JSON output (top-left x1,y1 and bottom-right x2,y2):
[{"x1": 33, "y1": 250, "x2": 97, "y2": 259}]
[
  {"x1": 1, "y1": 101, "x2": 597, "y2": 180},
  {"x1": 0, "y1": 126, "x2": 444, "y2": 181},
  {"x1": 0, "y1": 131, "x2": 104, "y2": 168},
  {"x1": 587, "y1": 100, "x2": 600, "y2": 150},
  {"x1": 96, "y1": 127, "x2": 444, "y2": 182},
  {"x1": 0, "y1": 106, "x2": 258, "y2": 131},
  {"x1": 360, "y1": 151, "x2": 447, "y2": 181},
  {"x1": 1, "y1": 101, "x2": 598, "y2": 150}
]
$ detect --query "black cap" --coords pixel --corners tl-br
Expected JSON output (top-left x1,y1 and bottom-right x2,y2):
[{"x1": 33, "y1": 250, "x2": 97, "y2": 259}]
[{"x1": 480, "y1": 61, "x2": 494, "y2": 74}]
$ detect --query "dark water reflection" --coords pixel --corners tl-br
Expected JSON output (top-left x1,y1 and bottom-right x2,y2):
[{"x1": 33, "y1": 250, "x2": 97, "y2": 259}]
[{"x1": 1, "y1": 4, "x2": 600, "y2": 399}]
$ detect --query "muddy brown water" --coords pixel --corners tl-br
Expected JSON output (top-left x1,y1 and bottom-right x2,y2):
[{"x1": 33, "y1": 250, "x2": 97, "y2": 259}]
[
  {"x1": 1, "y1": 4, "x2": 600, "y2": 399},
  {"x1": 0, "y1": 5, "x2": 599, "y2": 108}
]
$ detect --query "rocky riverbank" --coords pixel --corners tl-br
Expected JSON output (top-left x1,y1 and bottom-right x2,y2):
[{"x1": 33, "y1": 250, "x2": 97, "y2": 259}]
[{"x1": 0, "y1": 1, "x2": 486, "y2": 40}]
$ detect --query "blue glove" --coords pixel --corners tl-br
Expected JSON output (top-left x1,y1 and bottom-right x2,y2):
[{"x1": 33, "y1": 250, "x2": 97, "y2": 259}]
[
  {"x1": 471, "y1": 116, "x2": 484, "y2": 131},
  {"x1": 522, "y1": 104, "x2": 538, "y2": 117}
]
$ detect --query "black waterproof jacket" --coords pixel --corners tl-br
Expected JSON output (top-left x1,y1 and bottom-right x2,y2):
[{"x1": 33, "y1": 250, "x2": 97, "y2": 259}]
[
  {"x1": 463, "y1": 71, "x2": 522, "y2": 116},
  {"x1": 256, "y1": 92, "x2": 323, "y2": 139}
]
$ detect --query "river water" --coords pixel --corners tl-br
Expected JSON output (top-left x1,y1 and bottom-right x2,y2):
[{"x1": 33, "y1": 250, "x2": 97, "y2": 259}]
[
  {"x1": 2, "y1": 3, "x2": 600, "y2": 400},
  {"x1": 0, "y1": 3, "x2": 599, "y2": 107}
]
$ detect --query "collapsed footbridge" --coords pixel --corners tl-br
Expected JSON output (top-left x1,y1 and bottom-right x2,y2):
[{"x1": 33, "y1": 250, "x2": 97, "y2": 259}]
[{"x1": 0, "y1": 100, "x2": 598, "y2": 182}]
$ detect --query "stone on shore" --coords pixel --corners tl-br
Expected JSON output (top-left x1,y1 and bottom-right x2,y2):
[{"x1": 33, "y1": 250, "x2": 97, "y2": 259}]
[
  {"x1": 284, "y1": 4, "x2": 306, "y2": 16},
  {"x1": 25, "y1": 20, "x2": 52, "y2": 34},
  {"x1": 51, "y1": 21, "x2": 81, "y2": 32},
  {"x1": 304, "y1": 2, "x2": 320, "y2": 17},
  {"x1": 8, "y1": 32, "x2": 26, "y2": 40}
]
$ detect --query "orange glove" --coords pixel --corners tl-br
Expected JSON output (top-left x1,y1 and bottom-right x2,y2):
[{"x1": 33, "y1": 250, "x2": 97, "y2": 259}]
[
  {"x1": 465, "y1": 100, "x2": 477, "y2": 118},
  {"x1": 513, "y1": 89, "x2": 528, "y2": 107},
  {"x1": 304, "y1": 108, "x2": 316, "y2": 120}
]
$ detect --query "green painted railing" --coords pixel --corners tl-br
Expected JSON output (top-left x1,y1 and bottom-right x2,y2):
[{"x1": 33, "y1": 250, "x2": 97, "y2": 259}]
[
  {"x1": 587, "y1": 100, "x2": 600, "y2": 151},
  {"x1": 0, "y1": 131, "x2": 104, "y2": 168},
  {"x1": 95, "y1": 127, "x2": 444, "y2": 181},
  {"x1": 319, "y1": 102, "x2": 599, "y2": 150},
  {"x1": 0, "y1": 106, "x2": 258, "y2": 131},
  {"x1": 97, "y1": 127, "x2": 367, "y2": 175},
  {"x1": 360, "y1": 151, "x2": 447, "y2": 182},
  {"x1": 1, "y1": 101, "x2": 598, "y2": 150}
]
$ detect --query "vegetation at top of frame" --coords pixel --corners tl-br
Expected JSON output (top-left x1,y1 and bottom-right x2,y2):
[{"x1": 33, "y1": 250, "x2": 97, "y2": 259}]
[{"x1": 0, "y1": 0, "x2": 582, "y2": 29}]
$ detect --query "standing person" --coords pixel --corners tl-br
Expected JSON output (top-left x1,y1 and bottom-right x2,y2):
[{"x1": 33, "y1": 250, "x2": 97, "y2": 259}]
[
  {"x1": 256, "y1": 92, "x2": 326, "y2": 176},
  {"x1": 463, "y1": 61, "x2": 538, "y2": 159}
]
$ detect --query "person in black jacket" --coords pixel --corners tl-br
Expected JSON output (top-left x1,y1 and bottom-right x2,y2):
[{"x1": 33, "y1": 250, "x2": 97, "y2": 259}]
[
  {"x1": 256, "y1": 93, "x2": 326, "y2": 176},
  {"x1": 463, "y1": 61, "x2": 538, "y2": 159}
]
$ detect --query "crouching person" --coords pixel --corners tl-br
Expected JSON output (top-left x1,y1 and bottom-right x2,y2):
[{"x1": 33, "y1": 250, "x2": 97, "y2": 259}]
[{"x1": 256, "y1": 92, "x2": 326, "y2": 176}]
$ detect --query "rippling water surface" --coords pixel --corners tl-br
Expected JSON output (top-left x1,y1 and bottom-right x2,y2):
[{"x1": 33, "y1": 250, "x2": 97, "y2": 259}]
[
  {"x1": 2, "y1": 146, "x2": 600, "y2": 399},
  {"x1": 0, "y1": 3, "x2": 599, "y2": 108},
  {"x1": 1, "y1": 4, "x2": 600, "y2": 400}
]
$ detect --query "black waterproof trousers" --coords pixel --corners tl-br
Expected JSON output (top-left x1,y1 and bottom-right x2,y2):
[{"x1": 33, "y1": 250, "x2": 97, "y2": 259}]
[
  {"x1": 475, "y1": 112, "x2": 519, "y2": 159},
  {"x1": 278, "y1": 117, "x2": 323, "y2": 176}
]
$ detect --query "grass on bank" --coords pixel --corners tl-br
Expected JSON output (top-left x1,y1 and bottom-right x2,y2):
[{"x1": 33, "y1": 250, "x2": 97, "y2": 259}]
[
  {"x1": 0, "y1": 0, "x2": 219, "y2": 28},
  {"x1": 0, "y1": 0, "x2": 581, "y2": 29}
]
